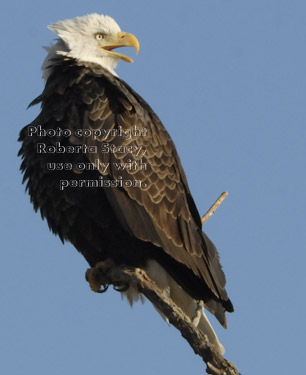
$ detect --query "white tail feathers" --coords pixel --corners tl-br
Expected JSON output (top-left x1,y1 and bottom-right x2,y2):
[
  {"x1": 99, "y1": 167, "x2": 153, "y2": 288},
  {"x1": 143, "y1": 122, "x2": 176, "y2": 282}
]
[{"x1": 145, "y1": 260, "x2": 225, "y2": 355}]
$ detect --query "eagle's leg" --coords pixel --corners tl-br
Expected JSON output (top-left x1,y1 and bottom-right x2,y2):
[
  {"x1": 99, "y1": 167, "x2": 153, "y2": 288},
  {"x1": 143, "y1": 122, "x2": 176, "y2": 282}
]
[
  {"x1": 192, "y1": 300, "x2": 205, "y2": 327},
  {"x1": 85, "y1": 259, "x2": 115, "y2": 293}
]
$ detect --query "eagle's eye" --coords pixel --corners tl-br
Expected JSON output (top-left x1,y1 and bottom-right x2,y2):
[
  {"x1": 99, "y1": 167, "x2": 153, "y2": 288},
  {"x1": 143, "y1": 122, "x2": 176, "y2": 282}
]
[{"x1": 95, "y1": 33, "x2": 106, "y2": 41}]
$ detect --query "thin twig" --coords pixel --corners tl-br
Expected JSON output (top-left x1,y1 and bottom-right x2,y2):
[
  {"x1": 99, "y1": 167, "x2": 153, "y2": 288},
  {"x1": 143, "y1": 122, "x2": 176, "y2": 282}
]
[{"x1": 201, "y1": 192, "x2": 228, "y2": 225}]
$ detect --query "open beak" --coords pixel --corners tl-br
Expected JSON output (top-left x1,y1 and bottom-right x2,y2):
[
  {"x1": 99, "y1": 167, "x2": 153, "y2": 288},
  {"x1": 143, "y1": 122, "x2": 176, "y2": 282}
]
[{"x1": 99, "y1": 32, "x2": 140, "y2": 63}]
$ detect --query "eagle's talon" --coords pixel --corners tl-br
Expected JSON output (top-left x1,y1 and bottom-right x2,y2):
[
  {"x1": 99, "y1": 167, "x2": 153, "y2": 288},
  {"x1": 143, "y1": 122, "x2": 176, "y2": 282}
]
[
  {"x1": 113, "y1": 283, "x2": 129, "y2": 292},
  {"x1": 85, "y1": 266, "x2": 110, "y2": 293},
  {"x1": 97, "y1": 284, "x2": 109, "y2": 293}
]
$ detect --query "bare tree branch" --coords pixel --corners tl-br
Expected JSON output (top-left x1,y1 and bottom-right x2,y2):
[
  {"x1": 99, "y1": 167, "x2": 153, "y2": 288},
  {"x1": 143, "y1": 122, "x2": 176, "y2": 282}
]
[
  {"x1": 201, "y1": 192, "x2": 228, "y2": 225},
  {"x1": 85, "y1": 192, "x2": 239, "y2": 374},
  {"x1": 86, "y1": 263, "x2": 240, "y2": 375}
]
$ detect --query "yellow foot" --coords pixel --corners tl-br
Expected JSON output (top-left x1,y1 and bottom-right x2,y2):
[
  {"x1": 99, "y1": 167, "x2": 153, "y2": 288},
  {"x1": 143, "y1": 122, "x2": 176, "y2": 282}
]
[{"x1": 85, "y1": 259, "x2": 115, "y2": 293}]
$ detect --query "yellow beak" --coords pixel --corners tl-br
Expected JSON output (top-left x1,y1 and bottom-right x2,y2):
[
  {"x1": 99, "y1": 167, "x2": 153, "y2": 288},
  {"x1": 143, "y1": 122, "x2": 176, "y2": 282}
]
[{"x1": 99, "y1": 32, "x2": 140, "y2": 63}]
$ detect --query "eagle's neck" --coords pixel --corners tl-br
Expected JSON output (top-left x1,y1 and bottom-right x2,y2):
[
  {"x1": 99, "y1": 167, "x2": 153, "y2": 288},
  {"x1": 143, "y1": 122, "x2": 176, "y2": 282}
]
[{"x1": 41, "y1": 39, "x2": 119, "y2": 80}]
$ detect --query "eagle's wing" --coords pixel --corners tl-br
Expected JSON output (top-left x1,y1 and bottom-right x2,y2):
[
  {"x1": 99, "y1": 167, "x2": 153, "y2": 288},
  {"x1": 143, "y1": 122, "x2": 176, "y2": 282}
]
[{"x1": 73, "y1": 67, "x2": 231, "y2": 316}]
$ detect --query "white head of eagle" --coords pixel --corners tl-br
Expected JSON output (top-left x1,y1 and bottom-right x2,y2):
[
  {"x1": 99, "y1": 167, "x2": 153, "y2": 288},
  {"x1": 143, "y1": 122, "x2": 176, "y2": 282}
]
[{"x1": 42, "y1": 13, "x2": 139, "y2": 79}]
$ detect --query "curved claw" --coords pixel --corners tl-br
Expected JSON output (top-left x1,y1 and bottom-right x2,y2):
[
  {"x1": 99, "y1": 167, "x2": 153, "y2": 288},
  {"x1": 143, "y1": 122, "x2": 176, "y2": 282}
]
[
  {"x1": 113, "y1": 283, "x2": 129, "y2": 292},
  {"x1": 96, "y1": 284, "x2": 109, "y2": 294}
]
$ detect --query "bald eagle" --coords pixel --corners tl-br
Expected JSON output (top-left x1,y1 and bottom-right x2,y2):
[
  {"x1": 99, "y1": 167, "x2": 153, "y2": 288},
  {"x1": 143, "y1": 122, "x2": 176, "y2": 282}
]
[{"x1": 18, "y1": 13, "x2": 233, "y2": 355}]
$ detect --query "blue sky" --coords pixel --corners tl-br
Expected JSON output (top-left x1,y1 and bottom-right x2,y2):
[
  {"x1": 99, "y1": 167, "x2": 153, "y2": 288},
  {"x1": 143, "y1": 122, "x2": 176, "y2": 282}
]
[{"x1": 1, "y1": 0, "x2": 306, "y2": 374}]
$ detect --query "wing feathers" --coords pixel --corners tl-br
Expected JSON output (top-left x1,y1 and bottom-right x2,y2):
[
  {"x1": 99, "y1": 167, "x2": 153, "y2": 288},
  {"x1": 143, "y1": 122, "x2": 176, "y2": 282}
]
[{"x1": 40, "y1": 60, "x2": 232, "y2": 318}]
